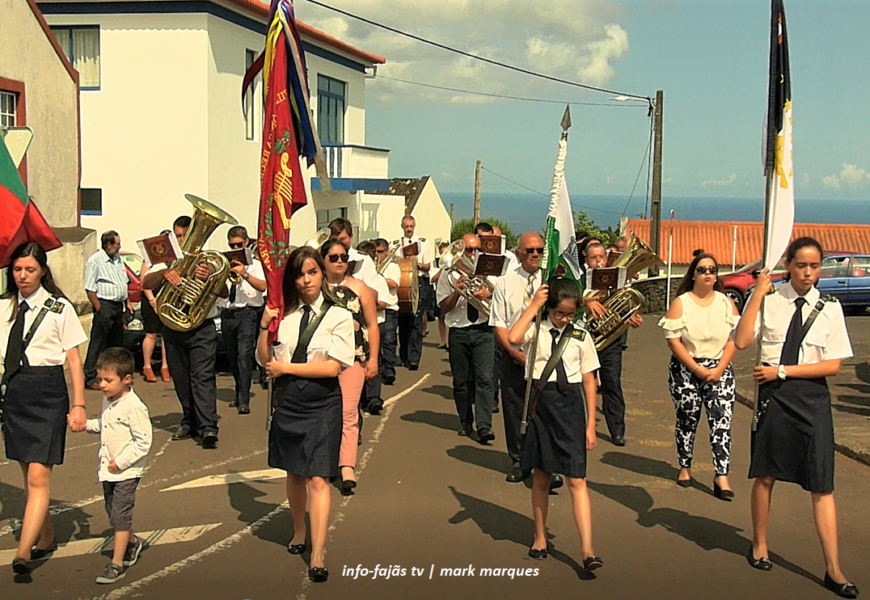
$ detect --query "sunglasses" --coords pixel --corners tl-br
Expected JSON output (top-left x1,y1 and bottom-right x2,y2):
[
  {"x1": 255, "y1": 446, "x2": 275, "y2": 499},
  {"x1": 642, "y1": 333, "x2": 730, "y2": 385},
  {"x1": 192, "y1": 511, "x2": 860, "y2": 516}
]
[
  {"x1": 229, "y1": 242, "x2": 245, "y2": 249},
  {"x1": 523, "y1": 247, "x2": 545, "y2": 255},
  {"x1": 463, "y1": 247, "x2": 478, "y2": 254},
  {"x1": 327, "y1": 253, "x2": 349, "y2": 264},
  {"x1": 695, "y1": 266, "x2": 719, "y2": 275}
]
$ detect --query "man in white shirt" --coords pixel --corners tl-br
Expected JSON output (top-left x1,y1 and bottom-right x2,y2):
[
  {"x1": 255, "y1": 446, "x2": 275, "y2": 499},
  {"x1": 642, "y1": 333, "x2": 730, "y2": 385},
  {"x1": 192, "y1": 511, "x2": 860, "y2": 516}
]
[
  {"x1": 397, "y1": 215, "x2": 432, "y2": 371},
  {"x1": 222, "y1": 226, "x2": 267, "y2": 415},
  {"x1": 437, "y1": 234, "x2": 495, "y2": 442},
  {"x1": 328, "y1": 218, "x2": 379, "y2": 293}
]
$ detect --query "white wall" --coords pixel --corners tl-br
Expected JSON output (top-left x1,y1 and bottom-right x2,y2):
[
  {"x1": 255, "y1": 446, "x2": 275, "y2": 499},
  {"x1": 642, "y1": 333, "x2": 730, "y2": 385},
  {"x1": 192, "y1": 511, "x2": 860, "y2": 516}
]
[{"x1": 411, "y1": 178, "x2": 451, "y2": 244}]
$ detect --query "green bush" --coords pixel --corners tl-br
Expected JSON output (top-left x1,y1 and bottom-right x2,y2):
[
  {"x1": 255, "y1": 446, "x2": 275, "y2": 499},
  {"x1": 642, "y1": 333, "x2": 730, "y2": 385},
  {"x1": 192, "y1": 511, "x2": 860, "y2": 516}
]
[{"x1": 450, "y1": 217, "x2": 518, "y2": 249}]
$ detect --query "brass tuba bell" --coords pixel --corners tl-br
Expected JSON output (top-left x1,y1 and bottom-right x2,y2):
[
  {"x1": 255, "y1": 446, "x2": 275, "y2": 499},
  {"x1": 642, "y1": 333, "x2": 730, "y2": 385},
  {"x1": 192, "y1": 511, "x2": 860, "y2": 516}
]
[{"x1": 155, "y1": 194, "x2": 238, "y2": 332}]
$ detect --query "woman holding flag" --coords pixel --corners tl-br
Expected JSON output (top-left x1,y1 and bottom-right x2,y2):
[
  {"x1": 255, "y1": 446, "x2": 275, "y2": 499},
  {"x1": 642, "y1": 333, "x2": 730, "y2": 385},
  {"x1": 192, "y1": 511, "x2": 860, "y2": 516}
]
[{"x1": 734, "y1": 238, "x2": 858, "y2": 598}]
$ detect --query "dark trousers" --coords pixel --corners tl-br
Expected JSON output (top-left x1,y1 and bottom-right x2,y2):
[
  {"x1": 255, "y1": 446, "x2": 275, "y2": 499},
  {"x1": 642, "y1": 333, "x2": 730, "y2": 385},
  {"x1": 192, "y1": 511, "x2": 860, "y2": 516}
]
[
  {"x1": 448, "y1": 325, "x2": 494, "y2": 432},
  {"x1": 84, "y1": 300, "x2": 125, "y2": 384},
  {"x1": 500, "y1": 351, "x2": 526, "y2": 469},
  {"x1": 398, "y1": 279, "x2": 430, "y2": 366},
  {"x1": 163, "y1": 320, "x2": 219, "y2": 436},
  {"x1": 222, "y1": 307, "x2": 259, "y2": 408},
  {"x1": 492, "y1": 343, "x2": 503, "y2": 410},
  {"x1": 365, "y1": 311, "x2": 398, "y2": 405},
  {"x1": 598, "y1": 338, "x2": 626, "y2": 439}
]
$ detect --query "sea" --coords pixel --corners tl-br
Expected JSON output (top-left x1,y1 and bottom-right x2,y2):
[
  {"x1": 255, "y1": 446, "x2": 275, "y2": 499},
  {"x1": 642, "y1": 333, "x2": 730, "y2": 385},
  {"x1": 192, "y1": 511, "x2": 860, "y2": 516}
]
[{"x1": 440, "y1": 192, "x2": 870, "y2": 235}]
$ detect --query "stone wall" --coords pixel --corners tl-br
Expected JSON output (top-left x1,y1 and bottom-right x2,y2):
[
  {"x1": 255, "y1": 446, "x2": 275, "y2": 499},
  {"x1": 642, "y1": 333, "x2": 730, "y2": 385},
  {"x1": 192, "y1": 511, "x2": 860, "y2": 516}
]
[{"x1": 633, "y1": 275, "x2": 682, "y2": 315}]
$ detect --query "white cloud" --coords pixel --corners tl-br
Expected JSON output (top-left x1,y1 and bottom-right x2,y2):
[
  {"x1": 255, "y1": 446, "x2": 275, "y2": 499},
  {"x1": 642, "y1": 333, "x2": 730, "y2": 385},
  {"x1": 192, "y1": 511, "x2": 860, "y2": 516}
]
[
  {"x1": 663, "y1": 177, "x2": 674, "y2": 184},
  {"x1": 801, "y1": 173, "x2": 812, "y2": 189},
  {"x1": 701, "y1": 173, "x2": 737, "y2": 188},
  {"x1": 298, "y1": 0, "x2": 630, "y2": 104},
  {"x1": 822, "y1": 163, "x2": 870, "y2": 189},
  {"x1": 606, "y1": 174, "x2": 616, "y2": 184}
]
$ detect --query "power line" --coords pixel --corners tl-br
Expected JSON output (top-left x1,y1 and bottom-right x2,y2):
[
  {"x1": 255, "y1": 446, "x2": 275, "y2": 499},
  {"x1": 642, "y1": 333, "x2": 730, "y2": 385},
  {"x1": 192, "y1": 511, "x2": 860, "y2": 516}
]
[
  {"x1": 376, "y1": 75, "x2": 649, "y2": 107},
  {"x1": 304, "y1": 0, "x2": 651, "y2": 102},
  {"x1": 620, "y1": 129, "x2": 653, "y2": 220}
]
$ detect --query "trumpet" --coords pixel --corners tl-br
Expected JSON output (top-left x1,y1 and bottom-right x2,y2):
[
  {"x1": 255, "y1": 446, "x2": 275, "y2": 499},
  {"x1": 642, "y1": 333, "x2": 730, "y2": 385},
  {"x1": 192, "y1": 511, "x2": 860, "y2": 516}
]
[
  {"x1": 377, "y1": 239, "x2": 401, "y2": 274},
  {"x1": 440, "y1": 239, "x2": 493, "y2": 318}
]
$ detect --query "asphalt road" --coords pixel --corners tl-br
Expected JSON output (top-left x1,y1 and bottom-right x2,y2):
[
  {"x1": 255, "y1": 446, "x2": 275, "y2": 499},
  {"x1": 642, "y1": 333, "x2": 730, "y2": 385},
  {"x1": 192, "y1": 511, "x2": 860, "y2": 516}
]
[{"x1": 1, "y1": 325, "x2": 868, "y2": 600}]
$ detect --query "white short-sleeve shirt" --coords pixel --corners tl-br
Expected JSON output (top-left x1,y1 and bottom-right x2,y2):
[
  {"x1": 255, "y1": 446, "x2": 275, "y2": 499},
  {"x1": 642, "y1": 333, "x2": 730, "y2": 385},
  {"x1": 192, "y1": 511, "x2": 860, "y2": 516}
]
[
  {"x1": 489, "y1": 266, "x2": 542, "y2": 339},
  {"x1": 435, "y1": 268, "x2": 489, "y2": 328},
  {"x1": 380, "y1": 262, "x2": 401, "y2": 312},
  {"x1": 0, "y1": 286, "x2": 88, "y2": 368},
  {"x1": 269, "y1": 293, "x2": 355, "y2": 368},
  {"x1": 658, "y1": 291, "x2": 739, "y2": 360},
  {"x1": 521, "y1": 317, "x2": 600, "y2": 382},
  {"x1": 226, "y1": 259, "x2": 266, "y2": 309}
]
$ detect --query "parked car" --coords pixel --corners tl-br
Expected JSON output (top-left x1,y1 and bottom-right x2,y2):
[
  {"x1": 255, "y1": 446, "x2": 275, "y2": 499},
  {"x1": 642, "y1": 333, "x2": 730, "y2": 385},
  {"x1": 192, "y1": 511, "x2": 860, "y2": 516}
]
[
  {"x1": 815, "y1": 254, "x2": 870, "y2": 310},
  {"x1": 123, "y1": 305, "x2": 228, "y2": 369},
  {"x1": 120, "y1": 251, "x2": 144, "y2": 304}
]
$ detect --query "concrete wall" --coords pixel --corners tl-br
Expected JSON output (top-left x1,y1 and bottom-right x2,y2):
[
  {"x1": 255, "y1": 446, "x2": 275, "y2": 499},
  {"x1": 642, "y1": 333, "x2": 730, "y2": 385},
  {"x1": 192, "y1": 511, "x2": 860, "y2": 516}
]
[
  {"x1": 410, "y1": 178, "x2": 451, "y2": 246},
  {"x1": 1, "y1": 0, "x2": 79, "y2": 228}
]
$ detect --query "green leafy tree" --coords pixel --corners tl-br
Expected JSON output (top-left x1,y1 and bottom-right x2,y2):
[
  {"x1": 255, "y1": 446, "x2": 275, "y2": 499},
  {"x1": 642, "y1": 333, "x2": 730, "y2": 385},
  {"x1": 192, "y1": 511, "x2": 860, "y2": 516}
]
[
  {"x1": 574, "y1": 211, "x2": 619, "y2": 248},
  {"x1": 450, "y1": 217, "x2": 518, "y2": 249}
]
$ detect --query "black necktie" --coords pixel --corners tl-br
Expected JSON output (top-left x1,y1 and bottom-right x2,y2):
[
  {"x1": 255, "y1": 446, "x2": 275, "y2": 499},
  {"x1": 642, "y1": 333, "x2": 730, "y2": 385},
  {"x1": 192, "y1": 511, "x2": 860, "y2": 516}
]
[
  {"x1": 550, "y1": 327, "x2": 570, "y2": 393},
  {"x1": 4, "y1": 302, "x2": 29, "y2": 381},
  {"x1": 780, "y1": 297, "x2": 807, "y2": 366},
  {"x1": 228, "y1": 282, "x2": 237, "y2": 304},
  {"x1": 466, "y1": 301, "x2": 479, "y2": 324},
  {"x1": 293, "y1": 305, "x2": 312, "y2": 363}
]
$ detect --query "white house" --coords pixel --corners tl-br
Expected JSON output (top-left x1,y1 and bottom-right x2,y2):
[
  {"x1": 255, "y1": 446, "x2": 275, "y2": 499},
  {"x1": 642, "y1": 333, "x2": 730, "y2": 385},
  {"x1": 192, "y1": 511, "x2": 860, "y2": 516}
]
[{"x1": 37, "y1": 0, "x2": 449, "y2": 251}]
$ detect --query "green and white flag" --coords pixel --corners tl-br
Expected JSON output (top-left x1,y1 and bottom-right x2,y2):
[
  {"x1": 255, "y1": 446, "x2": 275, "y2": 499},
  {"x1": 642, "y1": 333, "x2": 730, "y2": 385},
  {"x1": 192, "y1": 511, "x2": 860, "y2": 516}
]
[{"x1": 542, "y1": 117, "x2": 583, "y2": 286}]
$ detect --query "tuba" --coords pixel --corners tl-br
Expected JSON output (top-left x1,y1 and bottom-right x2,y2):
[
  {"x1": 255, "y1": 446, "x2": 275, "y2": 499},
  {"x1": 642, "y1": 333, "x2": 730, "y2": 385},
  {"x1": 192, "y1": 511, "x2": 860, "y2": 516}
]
[
  {"x1": 155, "y1": 194, "x2": 239, "y2": 332},
  {"x1": 288, "y1": 228, "x2": 330, "y2": 253},
  {"x1": 440, "y1": 239, "x2": 493, "y2": 319},
  {"x1": 587, "y1": 235, "x2": 664, "y2": 350}
]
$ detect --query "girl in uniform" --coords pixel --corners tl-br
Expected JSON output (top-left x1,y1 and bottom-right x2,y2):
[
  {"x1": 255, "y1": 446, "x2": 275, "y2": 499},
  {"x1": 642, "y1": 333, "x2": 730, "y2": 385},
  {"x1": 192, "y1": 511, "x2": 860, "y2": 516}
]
[
  {"x1": 1, "y1": 242, "x2": 88, "y2": 575},
  {"x1": 508, "y1": 277, "x2": 602, "y2": 571},
  {"x1": 319, "y1": 239, "x2": 379, "y2": 493},
  {"x1": 659, "y1": 252, "x2": 740, "y2": 498},
  {"x1": 734, "y1": 237, "x2": 858, "y2": 598},
  {"x1": 257, "y1": 246, "x2": 354, "y2": 583}
]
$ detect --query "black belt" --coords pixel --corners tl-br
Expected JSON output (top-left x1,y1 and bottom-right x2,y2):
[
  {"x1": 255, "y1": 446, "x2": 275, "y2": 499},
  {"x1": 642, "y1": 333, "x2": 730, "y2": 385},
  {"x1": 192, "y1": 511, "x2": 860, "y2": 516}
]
[
  {"x1": 460, "y1": 322, "x2": 491, "y2": 332},
  {"x1": 100, "y1": 299, "x2": 124, "y2": 304},
  {"x1": 225, "y1": 305, "x2": 261, "y2": 312},
  {"x1": 533, "y1": 380, "x2": 581, "y2": 392}
]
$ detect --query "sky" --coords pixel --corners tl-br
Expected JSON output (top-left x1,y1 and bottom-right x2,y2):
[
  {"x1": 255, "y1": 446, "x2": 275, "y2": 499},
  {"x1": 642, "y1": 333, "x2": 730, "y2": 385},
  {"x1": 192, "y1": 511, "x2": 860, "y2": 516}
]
[{"x1": 296, "y1": 0, "x2": 870, "y2": 204}]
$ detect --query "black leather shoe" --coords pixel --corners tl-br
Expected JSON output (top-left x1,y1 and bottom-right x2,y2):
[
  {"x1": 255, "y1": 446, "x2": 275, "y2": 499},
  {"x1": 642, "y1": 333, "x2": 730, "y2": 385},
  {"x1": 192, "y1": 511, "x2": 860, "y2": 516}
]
[
  {"x1": 583, "y1": 556, "x2": 604, "y2": 571},
  {"x1": 612, "y1": 435, "x2": 626, "y2": 447},
  {"x1": 506, "y1": 468, "x2": 530, "y2": 483},
  {"x1": 492, "y1": 405, "x2": 500, "y2": 414},
  {"x1": 12, "y1": 557, "x2": 31, "y2": 575},
  {"x1": 287, "y1": 542, "x2": 306, "y2": 555},
  {"x1": 713, "y1": 481, "x2": 735, "y2": 501},
  {"x1": 549, "y1": 474, "x2": 564, "y2": 491},
  {"x1": 368, "y1": 399, "x2": 384, "y2": 415},
  {"x1": 458, "y1": 426, "x2": 471, "y2": 437},
  {"x1": 228, "y1": 400, "x2": 238, "y2": 408},
  {"x1": 408, "y1": 363, "x2": 419, "y2": 371},
  {"x1": 383, "y1": 376, "x2": 395, "y2": 386},
  {"x1": 201, "y1": 431, "x2": 218, "y2": 449},
  {"x1": 30, "y1": 538, "x2": 58, "y2": 560},
  {"x1": 528, "y1": 547, "x2": 548, "y2": 560},
  {"x1": 677, "y1": 478, "x2": 693, "y2": 488},
  {"x1": 171, "y1": 427, "x2": 192, "y2": 441},
  {"x1": 308, "y1": 567, "x2": 329, "y2": 583},
  {"x1": 746, "y1": 547, "x2": 773, "y2": 571},
  {"x1": 824, "y1": 573, "x2": 859, "y2": 598},
  {"x1": 237, "y1": 405, "x2": 251, "y2": 415},
  {"x1": 341, "y1": 478, "x2": 357, "y2": 493},
  {"x1": 477, "y1": 429, "x2": 495, "y2": 444}
]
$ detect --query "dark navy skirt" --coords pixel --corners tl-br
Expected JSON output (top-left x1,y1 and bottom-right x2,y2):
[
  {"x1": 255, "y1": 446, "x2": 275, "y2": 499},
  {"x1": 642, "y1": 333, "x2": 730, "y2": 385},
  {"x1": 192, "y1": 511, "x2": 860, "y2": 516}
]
[
  {"x1": 268, "y1": 375, "x2": 342, "y2": 478},
  {"x1": 521, "y1": 382, "x2": 587, "y2": 478},
  {"x1": 2, "y1": 366, "x2": 69, "y2": 465},
  {"x1": 750, "y1": 377, "x2": 835, "y2": 493}
]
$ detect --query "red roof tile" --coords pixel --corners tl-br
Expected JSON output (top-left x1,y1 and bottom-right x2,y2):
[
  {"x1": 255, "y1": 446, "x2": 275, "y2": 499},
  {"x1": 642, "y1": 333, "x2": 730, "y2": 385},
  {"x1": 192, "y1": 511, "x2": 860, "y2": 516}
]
[{"x1": 624, "y1": 219, "x2": 870, "y2": 266}]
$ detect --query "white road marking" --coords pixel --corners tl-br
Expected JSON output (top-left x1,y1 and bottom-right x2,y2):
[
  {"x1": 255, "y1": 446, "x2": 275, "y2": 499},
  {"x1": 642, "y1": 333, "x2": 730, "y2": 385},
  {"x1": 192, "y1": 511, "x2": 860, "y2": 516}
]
[
  {"x1": 0, "y1": 523, "x2": 221, "y2": 566},
  {"x1": 160, "y1": 469, "x2": 285, "y2": 492}
]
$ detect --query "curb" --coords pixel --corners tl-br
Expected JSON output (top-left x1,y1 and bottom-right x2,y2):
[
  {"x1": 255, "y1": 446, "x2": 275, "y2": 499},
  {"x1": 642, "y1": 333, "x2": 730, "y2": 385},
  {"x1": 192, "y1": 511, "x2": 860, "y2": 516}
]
[{"x1": 736, "y1": 387, "x2": 870, "y2": 469}]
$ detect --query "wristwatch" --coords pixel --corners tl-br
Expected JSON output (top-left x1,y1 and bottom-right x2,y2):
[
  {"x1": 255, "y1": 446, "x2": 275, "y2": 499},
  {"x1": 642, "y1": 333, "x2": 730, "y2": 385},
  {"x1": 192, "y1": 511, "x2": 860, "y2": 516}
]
[{"x1": 777, "y1": 365, "x2": 787, "y2": 380}]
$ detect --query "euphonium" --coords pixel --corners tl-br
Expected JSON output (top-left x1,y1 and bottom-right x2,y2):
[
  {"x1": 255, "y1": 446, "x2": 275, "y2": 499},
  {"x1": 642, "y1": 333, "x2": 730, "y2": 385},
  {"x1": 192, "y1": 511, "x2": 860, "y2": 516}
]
[
  {"x1": 155, "y1": 194, "x2": 239, "y2": 332},
  {"x1": 587, "y1": 234, "x2": 664, "y2": 350},
  {"x1": 377, "y1": 239, "x2": 401, "y2": 275},
  {"x1": 440, "y1": 239, "x2": 493, "y2": 318},
  {"x1": 287, "y1": 228, "x2": 330, "y2": 253}
]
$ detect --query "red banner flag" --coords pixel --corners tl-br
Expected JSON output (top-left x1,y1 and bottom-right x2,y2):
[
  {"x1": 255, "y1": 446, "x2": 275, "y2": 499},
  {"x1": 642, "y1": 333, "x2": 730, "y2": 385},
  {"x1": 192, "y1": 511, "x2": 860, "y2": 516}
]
[{"x1": 257, "y1": 20, "x2": 309, "y2": 341}]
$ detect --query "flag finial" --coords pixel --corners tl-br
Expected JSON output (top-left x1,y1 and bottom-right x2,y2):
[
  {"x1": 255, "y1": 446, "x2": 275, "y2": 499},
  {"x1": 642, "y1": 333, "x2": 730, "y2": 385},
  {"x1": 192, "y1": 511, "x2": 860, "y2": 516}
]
[{"x1": 561, "y1": 105, "x2": 572, "y2": 133}]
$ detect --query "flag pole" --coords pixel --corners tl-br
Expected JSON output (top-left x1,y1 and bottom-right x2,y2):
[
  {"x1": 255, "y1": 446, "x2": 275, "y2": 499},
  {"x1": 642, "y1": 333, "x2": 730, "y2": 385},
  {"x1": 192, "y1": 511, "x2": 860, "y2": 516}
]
[
  {"x1": 520, "y1": 106, "x2": 571, "y2": 436},
  {"x1": 752, "y1": 172, "x2": 774, "y2": 431}
]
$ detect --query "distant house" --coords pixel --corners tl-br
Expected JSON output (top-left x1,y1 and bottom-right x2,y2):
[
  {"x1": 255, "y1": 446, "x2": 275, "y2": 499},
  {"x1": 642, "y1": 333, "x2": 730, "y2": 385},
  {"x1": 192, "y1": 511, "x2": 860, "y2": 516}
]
[
  {"x1": 38, "y1": 0, "x2": 435, "y2": 248},
  {"x1": 2, "y1": 0, "x2": 95, "y2": 313},
  {"x1": 624, "y1": 218, "x2": 870, "y2": 271},
  {"x1": 364, "y1": 176, "x2": 452, "y2": 244}
]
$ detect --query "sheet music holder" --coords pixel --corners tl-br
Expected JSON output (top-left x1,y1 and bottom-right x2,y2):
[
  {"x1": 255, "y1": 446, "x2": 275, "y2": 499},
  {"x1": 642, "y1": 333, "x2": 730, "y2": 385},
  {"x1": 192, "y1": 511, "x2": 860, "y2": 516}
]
[
  {"x1": 137, "y1": 232, "x2": 183, "y2": 267},
  {"x1": 223, "y1": 248, "x2": 253, "y2": 266},
  {"x1": 401, "y1": 242, "x2": 420, "y2": 258},
  {"x1": 606, "y1": 251, "x2": 623, "y2": 267},
  {"x1": 474, "y1": 254, "x2": 507, "y2": 278},
  {"x1": 589, "y1": 267, "x2": 627, "y2": 291},
  {"x1": 478, "y1": 234, "x2": 505, "y2": 255}
]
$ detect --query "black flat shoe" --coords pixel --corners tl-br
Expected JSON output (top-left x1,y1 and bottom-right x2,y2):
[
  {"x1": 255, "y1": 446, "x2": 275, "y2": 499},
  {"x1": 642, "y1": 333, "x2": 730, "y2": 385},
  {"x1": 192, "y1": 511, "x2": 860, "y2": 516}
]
[
  {"x1": 713, "y1": 482, "x2": 735, "y2": 501},
  {"x1": 583, "y1": 556, "x2": 604, "y2": 571},
  {"x1": 12, "y1": 557, "x2": 31, "y2": 575},
  {"x1": 528, "y1": 547, "x2": 548, "y2": 560},
  {"x1": 30, "y1": 538, "x2": 58, "y2": 560},
  {"x1": 825, "y1": 573, "x2": 860, "y2": 598},
  {"x1": 287, "y1": 542, "x2": 306, "y2": 555},
  {"x1": 677, "y1": 478, "x2": 693, "y2": 488},
  {"x1": 549, "y1": 474, "x2": 564, "y2": 491},
  {"x1": 746, "y1": 547, "x2": 773, "y2": 571},
  {"x1": 308, "y1": 566, "x2": 329, "y2": 583},
  {"x1": 341, "y1": 478, "x2": 357, "y2": 492}
]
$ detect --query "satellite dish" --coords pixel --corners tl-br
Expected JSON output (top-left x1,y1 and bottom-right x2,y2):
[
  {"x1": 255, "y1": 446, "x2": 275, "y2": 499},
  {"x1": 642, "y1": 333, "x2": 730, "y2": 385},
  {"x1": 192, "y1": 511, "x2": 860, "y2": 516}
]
[{"x1": 1, "y1": 126, "x2": 34, "y2": 168}]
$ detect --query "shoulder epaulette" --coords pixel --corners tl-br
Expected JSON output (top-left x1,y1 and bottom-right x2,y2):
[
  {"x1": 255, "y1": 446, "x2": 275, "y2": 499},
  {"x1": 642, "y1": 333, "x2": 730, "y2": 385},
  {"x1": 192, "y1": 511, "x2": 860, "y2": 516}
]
[
  {"x1": 766, "y1": 286, "x2": 777, "y2": 296},
  {"x1": 569, "y1": 326, "x2": 587, "y2": 341},
  {"x1": 821, "y1": 294, "x2": 838, "y2": 303},
  {"x1": 45, "y1": 298, "x2": 64, "y2": 314}
]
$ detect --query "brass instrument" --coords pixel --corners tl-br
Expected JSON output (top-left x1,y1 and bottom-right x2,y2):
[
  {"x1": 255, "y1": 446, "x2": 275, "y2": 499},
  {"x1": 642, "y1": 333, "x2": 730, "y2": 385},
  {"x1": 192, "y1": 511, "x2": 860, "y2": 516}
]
[
  {"x1": 377, "y1": 239, "x2": 401, "y2": 275},
  {"x1": 587, "y1": 235, "x2": 664, "y2": 350},
  {"x1": 288, "y1": 228, "x2": 330, "y2": 253},
  {"x1": 440, "y1": 239, "x2": 494, "y2": 318},
  {"x1": 155, "y1": 194, "x2": 239, "y2": 332}
]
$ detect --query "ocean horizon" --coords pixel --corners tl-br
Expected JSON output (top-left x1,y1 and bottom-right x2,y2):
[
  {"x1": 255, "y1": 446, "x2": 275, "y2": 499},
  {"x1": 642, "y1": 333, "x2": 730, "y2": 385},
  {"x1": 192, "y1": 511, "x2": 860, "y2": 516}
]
[{"x1": 440, "y1": 192, "x2": 870, "y2": 235}]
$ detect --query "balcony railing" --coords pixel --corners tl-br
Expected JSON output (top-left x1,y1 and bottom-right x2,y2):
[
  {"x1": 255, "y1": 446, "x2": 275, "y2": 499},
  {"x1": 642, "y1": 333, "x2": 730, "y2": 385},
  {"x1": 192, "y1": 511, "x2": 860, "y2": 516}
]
[{"x1": 321, "y1": 143, "x2": 390, "y2": 180}]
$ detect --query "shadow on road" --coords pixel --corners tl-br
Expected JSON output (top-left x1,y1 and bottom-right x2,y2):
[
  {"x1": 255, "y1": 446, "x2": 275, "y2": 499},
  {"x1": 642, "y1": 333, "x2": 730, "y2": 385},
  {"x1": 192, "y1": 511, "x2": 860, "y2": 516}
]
[
  {"x1": 447, "y1": 486, "x2": 595, "y2": 580},
  {"x1": 855, "y1": 362, "x2": 870, "y2": 385},
  {"x1": 217, "y1": 388, "x2": 236, "y2": 404},
  {"x1": 600, "y1": 451, "x2": 715, "y2": 496},
  {"x1": 446, "y1": 445, "x2": 511, "y2": 475},
  {"x1": 401, "y1": 410, "x2": 458, "y2": 432},
  {"x1": 226, "y1": 479, "x2": 289, "y2": 549},
  {"x1": 149, "y1": 411, "x2": 184, "y2": 433},
  {"x1": 832, "y1": 402, "x2": 870, "y2": 417},
  {"x1": 588, "y1": 481, "x2": 822, "y2": 586},
  {"x1": 420, "y1": 384, "x2": 454, "y2": 401}
]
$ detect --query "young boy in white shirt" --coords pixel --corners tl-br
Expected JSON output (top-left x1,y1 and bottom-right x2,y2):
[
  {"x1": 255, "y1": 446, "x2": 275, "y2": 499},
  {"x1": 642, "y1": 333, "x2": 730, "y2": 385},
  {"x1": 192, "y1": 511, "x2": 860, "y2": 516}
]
[{"x1": 83, "y1": 347, "x2": 153, "y2": 584}]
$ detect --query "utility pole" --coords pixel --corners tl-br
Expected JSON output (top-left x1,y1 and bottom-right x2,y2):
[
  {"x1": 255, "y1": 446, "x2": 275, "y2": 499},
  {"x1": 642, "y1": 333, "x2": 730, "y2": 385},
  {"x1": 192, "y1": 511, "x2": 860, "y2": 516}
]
[
  {"x1": 449, "y1": 203, "x2": 455, "y2": 235},
  {"x1": 473, "y1": 160, "x2": 482, "y2": 225},
  {"x1": 649, "y1": 89, "x2": 664, "y2": 276}
]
